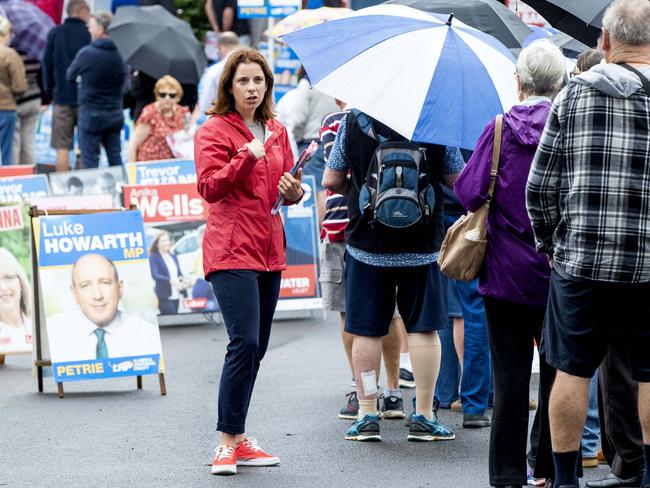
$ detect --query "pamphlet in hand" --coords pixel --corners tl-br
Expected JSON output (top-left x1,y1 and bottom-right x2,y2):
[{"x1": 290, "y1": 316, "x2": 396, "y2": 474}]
[{"x1": 271, "y1": 140, "x2": 318, "y2": 216}]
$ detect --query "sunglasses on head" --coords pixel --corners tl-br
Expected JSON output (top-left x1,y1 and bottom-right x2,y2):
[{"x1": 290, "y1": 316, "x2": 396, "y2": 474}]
[{"x1": 158, "y1": 92, "x2": 177, "y2": 99}]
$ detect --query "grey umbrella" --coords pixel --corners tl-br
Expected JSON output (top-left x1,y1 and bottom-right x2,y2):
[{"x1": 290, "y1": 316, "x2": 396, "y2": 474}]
[
  {"x1": 548, "y1": 32, "x2": 590, "y2": 58},
  {"x1": 108, "y1": 5, "x2": 207, "y2": 84},
  {"x1": 383, "y1": 0, "x2": 532, "y2": 50},
  {"x1": 517, "y1": 0, "x2": 611, "y2": 47}
]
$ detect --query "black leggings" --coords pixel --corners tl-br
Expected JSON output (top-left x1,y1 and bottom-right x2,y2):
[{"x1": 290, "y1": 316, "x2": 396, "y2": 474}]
[{"x1": 209, "y1": 270, "x2": 282, "y2": 434}]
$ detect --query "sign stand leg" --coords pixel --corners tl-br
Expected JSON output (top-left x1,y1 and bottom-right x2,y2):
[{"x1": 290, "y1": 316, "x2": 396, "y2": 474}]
[
  {"x1": 57, "y1": 382, "x2": 64, "y2": 398},
  {"x1": 137, "y1": 375, "x2": 142, "y2": 390},
  {"x1": 37, "y1": 365, "x2": 43, "y2": 392},
  {"x1": 0, "y1": 354, "x2": 5, "y2": 365},
  {"x1": 158, "y1": 373, "x2": 167, "y2": 396}
]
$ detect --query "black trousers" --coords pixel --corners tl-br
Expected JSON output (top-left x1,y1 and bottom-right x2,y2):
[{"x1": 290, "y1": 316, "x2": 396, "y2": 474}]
[
  {"x1": 484, "y1": 296, "x2": 555, "y2": 486},
  {"x1": 598, "y1": 330, "x2": 644, "y2": 479},
  {"x1": 209, "y1": 270, "x2": 282, "y2": 435}
]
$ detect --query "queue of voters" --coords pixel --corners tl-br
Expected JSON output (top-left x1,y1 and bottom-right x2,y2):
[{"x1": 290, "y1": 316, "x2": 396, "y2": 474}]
[{"x1": 1, "y1": 0, "x2": 650, "y2": 487}]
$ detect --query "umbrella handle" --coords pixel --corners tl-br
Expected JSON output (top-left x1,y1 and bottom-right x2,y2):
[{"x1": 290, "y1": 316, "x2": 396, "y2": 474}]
[{"x1": 446, "y1": 13, "x2": 454, "y2": 26}]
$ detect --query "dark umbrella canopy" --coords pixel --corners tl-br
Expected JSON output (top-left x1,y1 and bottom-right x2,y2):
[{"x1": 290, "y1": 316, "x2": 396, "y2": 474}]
[
  {"x1": 519, "y1": 0, "x2": 610, "y2": 47},
  {"x1": 548, "y1": 32, "x2": 590, "y2": 58},
  {"x1": 383, "y1": 0, "x2": 532, "y2": 50},
  {"x1": 108, "y1": 5, "x2": 206, "y2": 84}
]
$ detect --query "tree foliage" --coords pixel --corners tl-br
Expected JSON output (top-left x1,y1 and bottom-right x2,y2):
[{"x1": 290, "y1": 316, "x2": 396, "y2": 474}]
[{"x1": 176, "y1": 0, "x2": 212, "y2": 42}]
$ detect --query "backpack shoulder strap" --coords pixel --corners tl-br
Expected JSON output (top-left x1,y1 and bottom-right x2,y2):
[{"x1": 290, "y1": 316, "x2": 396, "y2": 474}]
[
  {"x1": 618, "y1": 63, "x2": 650, "y2": 95},
  {"x1": 350, "y1": 109, "x2": 388, "y2": 143},
  {"x1": 487, "y1": 114, "x2": 503, "y2": 202}
]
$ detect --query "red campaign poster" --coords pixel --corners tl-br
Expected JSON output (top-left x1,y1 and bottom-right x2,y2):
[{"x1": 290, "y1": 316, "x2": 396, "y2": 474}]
[
  {"x1": 123, "y1": 183, "x2": 208, "y2": 224},
  {"x1": 279, "y1": 264, "x2": 317, "y2": 299},
  {"x1": 0, "y1": 165, "x2": 35, "y2": 178}
]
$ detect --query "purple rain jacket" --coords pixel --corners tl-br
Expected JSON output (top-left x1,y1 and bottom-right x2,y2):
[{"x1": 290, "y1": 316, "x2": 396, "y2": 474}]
[{"x1": 454, "y1": 100, "x2": 552, "y2": 308}]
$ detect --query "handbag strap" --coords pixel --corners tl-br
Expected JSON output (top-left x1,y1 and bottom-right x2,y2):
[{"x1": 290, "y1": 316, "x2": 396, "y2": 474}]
[{"x1": 487, "y1": 114, "x2": 503, "y2": 204}]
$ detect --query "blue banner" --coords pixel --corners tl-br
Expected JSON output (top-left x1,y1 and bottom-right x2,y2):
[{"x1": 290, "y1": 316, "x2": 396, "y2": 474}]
[
  {"x1": 38, "y1": 210, "x2": 147, "y2": 267},
  {"x1": 0, "y1": 175, "x2": 49, "y2": 202},
  {"x1": 238, "y1": 0, "x2": 299, "y2": 18},
  {"x1": 53, "y1": 354, "x2": 161, "y2": 382},
  {"x1": 127, "y1": 159, "x2": 197, "y2": 185}
]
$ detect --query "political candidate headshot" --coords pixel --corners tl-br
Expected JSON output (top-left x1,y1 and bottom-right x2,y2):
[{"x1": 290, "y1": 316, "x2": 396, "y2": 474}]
[
  {"x1": 46, "y1": 253, "x2": 162, "y2": 363},
  {"x1": 71, "y1": 253, "x2": 122, "y2": 328}
]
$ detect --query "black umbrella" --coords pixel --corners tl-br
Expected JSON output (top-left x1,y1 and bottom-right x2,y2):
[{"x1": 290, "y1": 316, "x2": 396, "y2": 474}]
[
  {"x1": 516, "y1": 0, "x2": 610, "y2": 47},
  {"x1": 548, "y1": 32, "x2": 590, "y2": 58},
  {"x1": 108, "y1": 5, "x2": 207, "y2": 84},
  {"x1": 383, "y1": 0, "x2": 532, "y2": 50}
]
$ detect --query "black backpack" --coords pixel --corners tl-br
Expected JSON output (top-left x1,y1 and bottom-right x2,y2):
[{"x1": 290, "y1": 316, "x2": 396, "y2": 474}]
[{"x1": 353, "y1": 110, "x2": 435, "y2": 229}]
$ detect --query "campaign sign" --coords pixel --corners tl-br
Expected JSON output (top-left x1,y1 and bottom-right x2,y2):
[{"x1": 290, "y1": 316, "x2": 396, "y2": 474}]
[
  {"x1": 238, "y1": 0, "x2": 300, "y2": 18},
  {"x1": 274, "y1": 46, "x2": 301, "y2": 102},
  {"x1": 123, "y1": 183, "x2": 207, "y2": 224},
  {"x1": 279, "y1": 175, "x2": 320, "y2": 298},
  {"x1": 38, "y1": 210, "x2": 162, "y2": 382},
  {"x1": 0, "y1": 175, "x2": 49, "y2": 203},
  {"x1": 124, "y1": 184, "x2": 212, "y2": 315},
  {"x1": 126, "y1": 159, "x2": 197, "y2": 185},
  {"x1": 0, "y1": 204, "x2": 33, "y2": 355},
  {"x1": 48, "y1": 166, "x2": 125, "y2": 208},
  {"x1": 31, "y1": 194, "x2": 115, "y2": 211},
  {"x1": 0, "y1": 165, "x2": 35, "y2": 178}
]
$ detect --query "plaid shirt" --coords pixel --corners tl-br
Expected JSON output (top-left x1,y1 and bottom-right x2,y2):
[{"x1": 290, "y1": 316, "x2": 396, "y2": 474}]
[{"x1": 527, "y1": 71, "x2": 650, "y2": 283}]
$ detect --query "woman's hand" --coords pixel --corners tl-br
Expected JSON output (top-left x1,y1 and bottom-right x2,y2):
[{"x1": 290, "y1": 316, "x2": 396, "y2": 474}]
[
  {"x1": 278, "y1": 168, "x2": 303, "y2": 202},
  {"x1": 245, "y1": 139, "x2": 265, "y2": 159}
]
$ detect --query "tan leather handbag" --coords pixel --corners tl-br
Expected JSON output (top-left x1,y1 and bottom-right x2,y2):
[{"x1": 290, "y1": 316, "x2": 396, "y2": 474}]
[{"x1": 437, "y1": 115, "x2": 503, "y2": 281}]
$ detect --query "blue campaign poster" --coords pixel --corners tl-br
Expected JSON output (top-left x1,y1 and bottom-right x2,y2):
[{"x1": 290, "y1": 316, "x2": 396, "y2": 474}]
[
  {"x1": 126, "y1": 159, "x2": 197, "y2": 185},
  {"x1": 37, "y1": 210, "x2": 164, "y2": 383},
  {"x1": 0, "y1": 175, "x2": 50, "y2": 203},
  {"x1": 278, "y1": 175, "x2": 320, "y2": 299},
  {"x1": 238, "y1": 0, "x2": 300, "y2": 18}
]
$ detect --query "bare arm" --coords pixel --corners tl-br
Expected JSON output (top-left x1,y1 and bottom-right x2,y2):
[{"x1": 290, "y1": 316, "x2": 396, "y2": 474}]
[
  {"x1": 222, "y1": 6, "x2": 234, "y2": 32},
  {"x1": 323, "y1": 167, "x2": 350, "y2": 195},
  {"x1": 127, "y1": 123, "x2": 151, "y2": 162},
  {"x1": 205, "y1": 0, "x2": 219, "y2": 32}
]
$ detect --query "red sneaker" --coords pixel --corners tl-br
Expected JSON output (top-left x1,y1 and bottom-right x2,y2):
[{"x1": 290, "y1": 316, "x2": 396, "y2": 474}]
[
  {"x1": 211, "y1": 445, "x2": 237, "y2": 475},
  {"x1": 235, "y1": 437, "x2": 280, "y2": 466}
]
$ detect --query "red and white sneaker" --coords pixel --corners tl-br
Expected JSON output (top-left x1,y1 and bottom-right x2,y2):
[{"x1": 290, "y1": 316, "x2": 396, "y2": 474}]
[
  {"x1": 211, "y1": 445, "x2": 237, "y2": 475},
  {"x1": 235, "y1": 437, "x2": 280, "y2": 467}
]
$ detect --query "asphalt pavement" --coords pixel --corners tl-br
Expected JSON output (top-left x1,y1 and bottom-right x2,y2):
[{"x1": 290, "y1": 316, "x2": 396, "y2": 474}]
[{"x1": 2, "y1": 312, "x2": 610, "y2": 488}]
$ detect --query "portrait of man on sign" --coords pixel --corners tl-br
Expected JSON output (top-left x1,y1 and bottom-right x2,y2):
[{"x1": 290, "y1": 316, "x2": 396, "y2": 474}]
[{"x1": 47, "y1": 253, "x2": 161, "y2": 363}]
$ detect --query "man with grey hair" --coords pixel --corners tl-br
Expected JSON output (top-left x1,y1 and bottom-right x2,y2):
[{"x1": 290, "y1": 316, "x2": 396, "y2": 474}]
[
  {"x1": 526, "y1": 1, "x2": 650, "y2": 487},
  {"x1": 43, "y1": 0, "x2": 91, "y2": 171},
  {"x1": 66, "y1": 11, "x2": 127, "y2": 169}
]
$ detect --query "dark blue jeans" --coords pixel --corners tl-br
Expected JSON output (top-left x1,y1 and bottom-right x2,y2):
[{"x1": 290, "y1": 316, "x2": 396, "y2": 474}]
[
  {"x1": 78, "y1": 107, "x2": 123, "y2": 168},
  {"x1": 0, "y1": 110, "x2": 16, "y2": 165},
  {"x1": 436, "y1": 215, "x2": 491, "y2": 415},
  {"x1": 209, "y1": 270, "x2": 282, "y2": 434}
]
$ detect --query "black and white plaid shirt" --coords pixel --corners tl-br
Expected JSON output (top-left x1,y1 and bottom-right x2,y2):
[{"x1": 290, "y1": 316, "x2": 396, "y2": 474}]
[{"x1": 527, "y1": 65, "x2": 650, "y2": 283}]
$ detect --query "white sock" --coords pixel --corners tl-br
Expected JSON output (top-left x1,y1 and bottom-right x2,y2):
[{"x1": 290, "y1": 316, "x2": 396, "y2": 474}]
[
  {"x1": 400, "y1": 352, "x2": 412, "y2": 372},
  {"x1": 384, "y1": 388, "x2": 402, "y2": 399}
]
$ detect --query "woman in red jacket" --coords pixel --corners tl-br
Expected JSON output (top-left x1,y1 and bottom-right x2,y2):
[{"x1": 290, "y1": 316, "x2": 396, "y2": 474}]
[{"x1": 194, "y1": 48, "x2": 303, "y2": 476}]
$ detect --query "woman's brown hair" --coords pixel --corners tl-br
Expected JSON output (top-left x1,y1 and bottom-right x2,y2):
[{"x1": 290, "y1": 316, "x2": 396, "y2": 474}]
[{"x1": 206, "y1": 48, "x2": 275, "y2": 122}]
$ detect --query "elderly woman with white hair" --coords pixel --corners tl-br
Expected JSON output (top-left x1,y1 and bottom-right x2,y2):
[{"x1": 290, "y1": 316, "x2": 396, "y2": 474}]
[{"x1": 454, "y1": 40, "x2": 567, "y2": 488}]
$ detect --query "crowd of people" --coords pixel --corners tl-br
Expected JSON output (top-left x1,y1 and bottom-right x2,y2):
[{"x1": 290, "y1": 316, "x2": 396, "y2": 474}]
[
  {"x1": 1, "y1": 0, "x2": 649, "y2": 487},
  {"x1": 193, "y1": 1, "x2": 650, "y2": 488}
]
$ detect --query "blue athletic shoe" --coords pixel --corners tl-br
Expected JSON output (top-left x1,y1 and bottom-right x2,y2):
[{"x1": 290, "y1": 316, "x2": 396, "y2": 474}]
[
  {"x1": 407, "y1": 414, "x2": 455, "y2": 442},
  {"x1": 345, "y1": 414, "x2": 382, "y2": 442}
]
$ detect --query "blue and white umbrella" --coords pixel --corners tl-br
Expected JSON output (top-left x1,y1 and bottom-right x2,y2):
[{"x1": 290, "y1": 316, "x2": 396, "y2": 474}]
[{"x1": 283, "y1": 5, "x2": 519, "y2": 150}]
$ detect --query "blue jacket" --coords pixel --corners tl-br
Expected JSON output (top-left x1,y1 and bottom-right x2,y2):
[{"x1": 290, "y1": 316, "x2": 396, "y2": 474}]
[
  {"x1": 66, "y1": 38, "x2": 127, "y2": 110},
  {"x1": 149, "y1": 252, "x2": 183, "y2": 300},
  {"x1": 43, "y1": 18, "x2": 90, "y2": 106}
]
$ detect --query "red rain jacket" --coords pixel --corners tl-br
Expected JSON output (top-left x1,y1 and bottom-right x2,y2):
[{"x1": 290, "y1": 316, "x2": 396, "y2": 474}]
[{"x1": 194, "y1": 111, "x2": 296, "y2": 276}]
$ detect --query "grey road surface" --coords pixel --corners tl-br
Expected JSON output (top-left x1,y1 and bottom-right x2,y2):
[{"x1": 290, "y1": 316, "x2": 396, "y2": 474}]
[{"x1": 2, "y1": 313, "x2": 609, "y2": 488}]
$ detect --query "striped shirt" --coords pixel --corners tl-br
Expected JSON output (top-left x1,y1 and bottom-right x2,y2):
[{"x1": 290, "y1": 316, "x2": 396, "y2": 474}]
[{"x1": 319, "y1": 110, "x2": 349, "y2": 242}]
